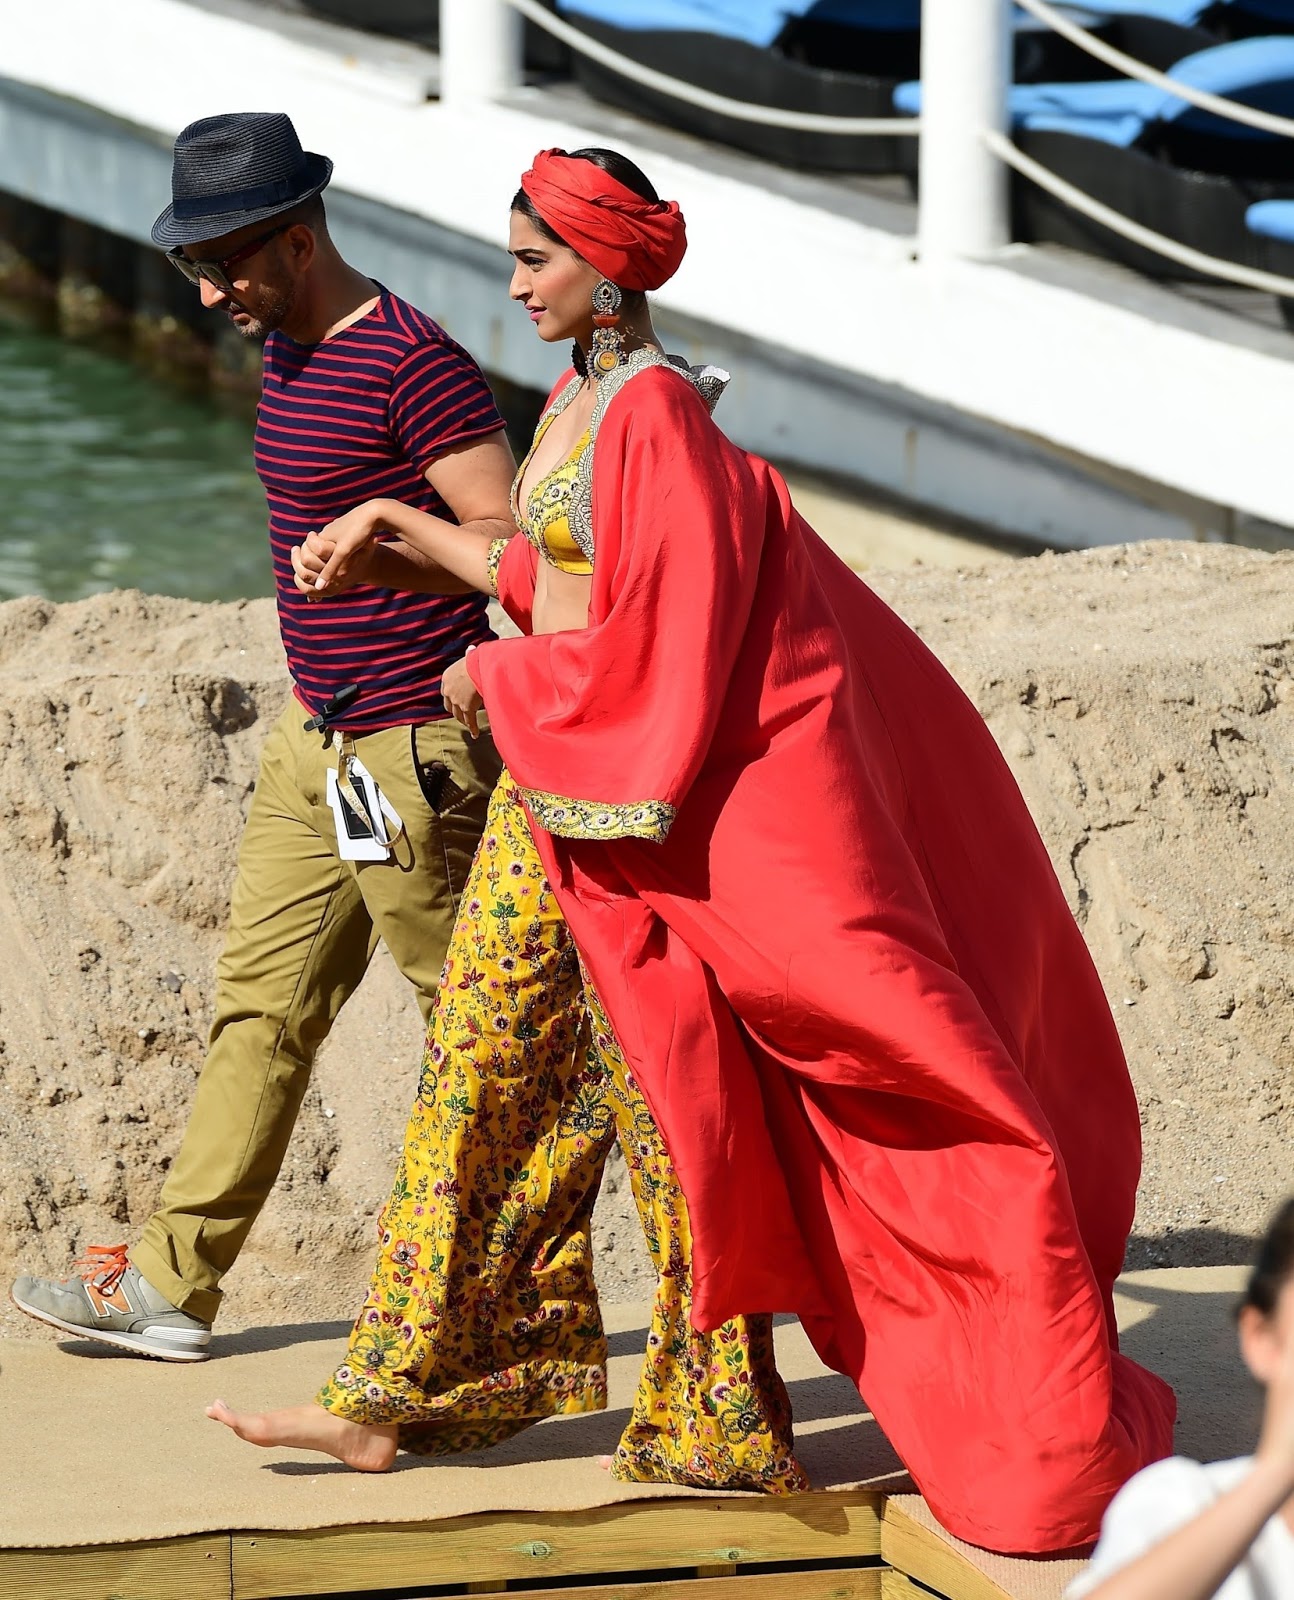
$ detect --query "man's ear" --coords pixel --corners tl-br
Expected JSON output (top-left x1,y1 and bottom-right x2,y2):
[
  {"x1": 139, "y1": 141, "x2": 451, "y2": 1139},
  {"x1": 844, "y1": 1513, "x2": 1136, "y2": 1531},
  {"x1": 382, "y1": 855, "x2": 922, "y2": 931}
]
[
  {"x1": 286, "y1": 223, "x2": 317, "y2": 271},
  {"x1": 1239, "y1": 1304, "x2": 1280, "y2": 1386}
]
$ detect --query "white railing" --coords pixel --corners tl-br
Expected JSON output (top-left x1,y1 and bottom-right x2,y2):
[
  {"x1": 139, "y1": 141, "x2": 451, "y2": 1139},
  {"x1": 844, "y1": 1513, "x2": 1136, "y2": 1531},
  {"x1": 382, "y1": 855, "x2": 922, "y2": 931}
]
[
  {"x1": 998, "y1": 0, "x2": 1294, "y2": 298},
  {"x1": 1014, "y1": 0, "x2": 1294, "y2": 137},
  {"x1": 439, "y1": 0, "x2": 1294, "y2": 300},
  {"x1": 499, "y1": 0, "x2": 921, "y2": 136}
]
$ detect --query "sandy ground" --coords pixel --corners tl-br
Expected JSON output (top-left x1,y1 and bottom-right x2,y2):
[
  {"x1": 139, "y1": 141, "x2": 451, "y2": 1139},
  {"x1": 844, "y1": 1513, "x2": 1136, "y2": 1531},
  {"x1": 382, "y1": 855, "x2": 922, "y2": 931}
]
[{"x1": 2, "y1": 540, "x2": 1291, "y2": 1338}]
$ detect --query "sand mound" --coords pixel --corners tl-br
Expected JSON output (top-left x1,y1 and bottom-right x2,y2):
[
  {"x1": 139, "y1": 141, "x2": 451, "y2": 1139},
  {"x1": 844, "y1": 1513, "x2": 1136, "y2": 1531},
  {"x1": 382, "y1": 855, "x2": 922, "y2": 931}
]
[{"x1": 2, "y1": 541, "x2": 1291, "y2": 1336}]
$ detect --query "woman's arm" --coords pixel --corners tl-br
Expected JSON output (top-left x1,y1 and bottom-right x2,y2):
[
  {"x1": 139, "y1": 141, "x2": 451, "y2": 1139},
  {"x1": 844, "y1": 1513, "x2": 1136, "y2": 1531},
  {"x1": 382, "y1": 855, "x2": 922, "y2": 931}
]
[
  {"x1": 1073, "y1": 1460, "x2": 1293, "y2": 1600},
  {"x1": 1075, "y1": 1326, "x2": 1294, "y2": 1600},
  {"x1": 304, "y1": 499, "x2": 511, "y2": 597}
]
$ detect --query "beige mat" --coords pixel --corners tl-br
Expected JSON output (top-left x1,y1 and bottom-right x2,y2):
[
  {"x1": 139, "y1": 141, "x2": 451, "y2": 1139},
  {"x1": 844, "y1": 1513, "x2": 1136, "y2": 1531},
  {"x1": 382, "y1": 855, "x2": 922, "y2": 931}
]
[
  {"x1": 0, "y1": 1267, "x2": 1258, "y2": 1591},
  {"x1": 0, "y1": 1302, "x2": 902, "y2": 1550}
]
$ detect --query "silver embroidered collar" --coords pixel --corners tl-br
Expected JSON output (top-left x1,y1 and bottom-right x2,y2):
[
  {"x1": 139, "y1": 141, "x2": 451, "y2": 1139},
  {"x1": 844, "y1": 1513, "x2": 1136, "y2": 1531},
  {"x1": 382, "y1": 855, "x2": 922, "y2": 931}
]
[{"x1": 530, "y1": 350, "x2": 731, "y2": 567}]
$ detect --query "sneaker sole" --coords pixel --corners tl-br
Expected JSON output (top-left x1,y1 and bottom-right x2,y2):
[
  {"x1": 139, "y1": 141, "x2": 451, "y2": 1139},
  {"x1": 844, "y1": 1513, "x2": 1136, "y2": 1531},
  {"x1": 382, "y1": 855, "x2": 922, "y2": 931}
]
[{"x1": 9, "y1": 1289, "x2": 211, "y2": 1362}]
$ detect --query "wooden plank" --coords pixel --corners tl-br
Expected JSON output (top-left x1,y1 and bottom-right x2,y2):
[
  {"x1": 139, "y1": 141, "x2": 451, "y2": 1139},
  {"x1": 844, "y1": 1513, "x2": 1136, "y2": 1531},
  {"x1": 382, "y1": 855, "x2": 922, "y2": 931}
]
[
  {"x1": 880, "y1": 1503, "x2": 1013, "y2": 1600},
  {"x1": 510, "y1": 1571, "x2": 884, "y2": 1599},
  {"x1": 232, "y1": 1492, "x2": 883, "y2": 1599},
  {"x1": 0, "y1": 1535, "x2": 230, "y2": 1600},
  {"x1": 882, "y1": 1572, "x2": 939, "y2": 1599}
]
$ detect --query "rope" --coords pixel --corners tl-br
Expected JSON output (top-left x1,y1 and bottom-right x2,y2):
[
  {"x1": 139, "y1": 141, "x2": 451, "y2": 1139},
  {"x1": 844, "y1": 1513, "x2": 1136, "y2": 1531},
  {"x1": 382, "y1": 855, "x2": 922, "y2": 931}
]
[
  {"x1": 498, "y1": 0, "x2": 921, "y2": 135},
  {"x1": 1013, "y1": 0, "x2": 1294, "y2": 139},
  {"x1": 986, "y1": 128, "x2": 1294, "y2": 295}
]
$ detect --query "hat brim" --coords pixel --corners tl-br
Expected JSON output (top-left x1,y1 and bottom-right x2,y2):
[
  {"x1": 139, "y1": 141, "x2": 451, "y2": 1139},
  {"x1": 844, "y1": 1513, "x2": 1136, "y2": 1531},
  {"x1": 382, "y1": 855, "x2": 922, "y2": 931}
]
[{"x1": 149, "y1": 153, "x2": 333, "y2": 248}]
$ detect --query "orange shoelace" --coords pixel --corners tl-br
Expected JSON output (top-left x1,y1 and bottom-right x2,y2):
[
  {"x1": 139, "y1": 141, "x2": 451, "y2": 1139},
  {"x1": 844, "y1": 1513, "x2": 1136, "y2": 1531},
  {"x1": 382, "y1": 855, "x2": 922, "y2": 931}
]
[{"x1": 74, "y1": 1243, "x2": 130, "y2": 1292}]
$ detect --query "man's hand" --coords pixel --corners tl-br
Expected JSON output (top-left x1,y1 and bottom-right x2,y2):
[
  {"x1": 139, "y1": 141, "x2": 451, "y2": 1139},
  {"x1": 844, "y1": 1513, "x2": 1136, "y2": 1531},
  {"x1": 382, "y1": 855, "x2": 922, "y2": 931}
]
[{"x1": 441, "y1": 653, "x2": 484, "y2": 739}]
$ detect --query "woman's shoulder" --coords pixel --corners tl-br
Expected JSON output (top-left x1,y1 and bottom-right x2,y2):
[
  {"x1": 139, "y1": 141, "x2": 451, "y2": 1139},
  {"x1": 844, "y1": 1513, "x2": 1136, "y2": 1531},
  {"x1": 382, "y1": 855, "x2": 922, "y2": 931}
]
[
  {"x1": 602, "y1": 356, "x2": 731, "y2": 445},
  {"x1": 1066, "y1": 1458, "x2": 1255, "y2": 1598},
  {"x1": 1102, "y1": 1455, "x2": 1255, "y2": 1530}
]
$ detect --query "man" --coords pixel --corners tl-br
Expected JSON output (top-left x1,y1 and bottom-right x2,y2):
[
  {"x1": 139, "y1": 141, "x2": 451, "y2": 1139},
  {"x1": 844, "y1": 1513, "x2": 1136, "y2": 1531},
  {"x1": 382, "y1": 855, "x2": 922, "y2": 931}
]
[{"x1": 11, "y1": 112, "x2": 512, "y2": 1359}]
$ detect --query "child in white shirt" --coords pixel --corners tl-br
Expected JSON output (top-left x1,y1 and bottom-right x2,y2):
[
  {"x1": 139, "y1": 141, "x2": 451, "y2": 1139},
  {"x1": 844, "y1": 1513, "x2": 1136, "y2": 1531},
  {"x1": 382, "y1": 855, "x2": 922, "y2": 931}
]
[{"x1": 1069, "y1": 1199, "x2": 1294, "y2": 1600}]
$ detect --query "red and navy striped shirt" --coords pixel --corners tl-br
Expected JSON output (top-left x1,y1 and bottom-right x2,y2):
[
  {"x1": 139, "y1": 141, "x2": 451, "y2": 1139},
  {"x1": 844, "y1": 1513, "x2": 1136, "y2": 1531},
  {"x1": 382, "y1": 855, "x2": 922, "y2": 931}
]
[{"x1": 255, "y1": 289, "x2": 504, "y2": 734}]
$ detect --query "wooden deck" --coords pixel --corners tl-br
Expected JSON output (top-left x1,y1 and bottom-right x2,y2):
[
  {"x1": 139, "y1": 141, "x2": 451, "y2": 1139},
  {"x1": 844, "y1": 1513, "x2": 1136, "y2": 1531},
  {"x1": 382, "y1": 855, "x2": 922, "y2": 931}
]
[
  {"x1": 0, "y1": 1492, "x2": 1042, "y2": 1600},
  {"x1": 9, "y1": 1268, "x2": 1257, "y2": 1600}
]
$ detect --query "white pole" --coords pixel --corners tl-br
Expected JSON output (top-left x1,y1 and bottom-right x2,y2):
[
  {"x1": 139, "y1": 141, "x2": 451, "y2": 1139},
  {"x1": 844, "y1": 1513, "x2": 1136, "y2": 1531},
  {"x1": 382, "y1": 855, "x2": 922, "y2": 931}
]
[
  {"x1": 917, "y1": 0, "x2": 1011, "y2": 263},
  {"x1": 439, "y1": 0, "x2": 524, "y2": 106}
]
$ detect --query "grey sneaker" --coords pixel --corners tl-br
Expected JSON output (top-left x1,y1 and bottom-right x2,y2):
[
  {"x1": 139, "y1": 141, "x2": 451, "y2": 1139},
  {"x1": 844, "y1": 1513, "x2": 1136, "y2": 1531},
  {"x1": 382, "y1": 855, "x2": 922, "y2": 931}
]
[{"x1": 10, "y1": 1244, "x2": 211, "y2": 1362}]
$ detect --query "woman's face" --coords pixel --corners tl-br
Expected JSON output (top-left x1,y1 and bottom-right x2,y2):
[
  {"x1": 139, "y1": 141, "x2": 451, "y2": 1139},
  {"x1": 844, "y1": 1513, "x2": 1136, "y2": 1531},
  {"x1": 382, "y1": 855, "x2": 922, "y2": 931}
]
[
  {"x1": 508, "y1": 210, "x2": 599, "y2": 345},
  {"x1": 1240, "y1": 1274, "x2": 1294, "y2": 1386}
]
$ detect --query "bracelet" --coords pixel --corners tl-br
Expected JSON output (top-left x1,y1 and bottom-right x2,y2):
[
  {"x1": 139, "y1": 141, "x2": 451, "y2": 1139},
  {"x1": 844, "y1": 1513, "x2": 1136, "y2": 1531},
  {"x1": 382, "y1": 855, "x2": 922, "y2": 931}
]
[{"x1": 485, "y1": 536, "x2": 511, "y2": 599}]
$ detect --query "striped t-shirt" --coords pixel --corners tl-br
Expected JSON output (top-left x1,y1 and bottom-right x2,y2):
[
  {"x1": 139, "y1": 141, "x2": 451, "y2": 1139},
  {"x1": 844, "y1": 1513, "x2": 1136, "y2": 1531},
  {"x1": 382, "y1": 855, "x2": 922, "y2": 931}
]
[{"x1": 256, "y1": 289, "x2": 505, "y2": 734}]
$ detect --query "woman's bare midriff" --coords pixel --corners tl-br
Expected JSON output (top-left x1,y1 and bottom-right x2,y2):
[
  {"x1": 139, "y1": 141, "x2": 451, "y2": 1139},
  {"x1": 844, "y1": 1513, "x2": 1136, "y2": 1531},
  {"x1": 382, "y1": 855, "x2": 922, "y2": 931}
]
[{"x1": 532, "y1": 562, "x2": 592, "y2": 636}]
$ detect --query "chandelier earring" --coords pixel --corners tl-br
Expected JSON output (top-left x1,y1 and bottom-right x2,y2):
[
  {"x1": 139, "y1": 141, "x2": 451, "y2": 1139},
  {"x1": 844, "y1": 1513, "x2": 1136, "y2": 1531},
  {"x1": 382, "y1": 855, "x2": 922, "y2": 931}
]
[{"x1": 589, "y1": 279, "x2": 628, "y2": 378}]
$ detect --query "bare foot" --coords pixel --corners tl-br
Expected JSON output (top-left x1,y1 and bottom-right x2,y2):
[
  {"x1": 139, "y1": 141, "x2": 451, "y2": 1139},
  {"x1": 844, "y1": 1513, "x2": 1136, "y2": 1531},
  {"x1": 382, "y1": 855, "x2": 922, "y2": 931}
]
[{"x1": 205, "y1": 1399, "x2": 398, "y2": 1472}]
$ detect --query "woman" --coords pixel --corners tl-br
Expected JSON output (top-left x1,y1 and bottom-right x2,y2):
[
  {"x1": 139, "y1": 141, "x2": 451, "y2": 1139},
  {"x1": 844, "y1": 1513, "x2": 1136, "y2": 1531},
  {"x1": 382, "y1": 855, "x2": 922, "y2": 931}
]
[
  {"x1": 1067, "y1": 1199, "x2": 1294, "y2": 1600},
  {"x1": 210, "y1": 147, "x2": 1176, "y2": 1553}
]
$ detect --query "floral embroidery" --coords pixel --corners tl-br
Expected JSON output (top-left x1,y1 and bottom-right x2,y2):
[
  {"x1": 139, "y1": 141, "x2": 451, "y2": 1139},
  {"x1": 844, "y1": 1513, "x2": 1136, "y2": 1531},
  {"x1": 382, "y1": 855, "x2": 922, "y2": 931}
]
[
  {"x1": 520, "y1": 786, "x2": 677, "y2": 843},
  {"x1": 317, "y1": 776, "x2": 804, "y2": 1492},
  {"x1": 317, "y1": 773, "x2": 612, "y2": 1449}
]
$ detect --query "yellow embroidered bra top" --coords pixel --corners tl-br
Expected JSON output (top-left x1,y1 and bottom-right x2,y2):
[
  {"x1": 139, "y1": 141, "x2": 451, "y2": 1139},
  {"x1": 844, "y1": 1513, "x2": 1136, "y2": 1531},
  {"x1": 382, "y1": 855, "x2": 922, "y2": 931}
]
[{"x1": 512, "y1": 408, "x2": 594, "y2": 577}]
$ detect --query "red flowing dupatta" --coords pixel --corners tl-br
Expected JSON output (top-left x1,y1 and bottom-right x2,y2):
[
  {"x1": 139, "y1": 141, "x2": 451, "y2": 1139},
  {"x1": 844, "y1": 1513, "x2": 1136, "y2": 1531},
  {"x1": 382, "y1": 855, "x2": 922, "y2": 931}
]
[{"x1": 468, "y1": 352, "x2": 1175, "y2": 1554}]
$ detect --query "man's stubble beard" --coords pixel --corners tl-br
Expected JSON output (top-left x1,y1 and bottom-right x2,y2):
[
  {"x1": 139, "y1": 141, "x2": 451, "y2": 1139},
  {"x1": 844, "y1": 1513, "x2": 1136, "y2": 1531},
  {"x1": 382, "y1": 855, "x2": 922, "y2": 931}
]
[{"x1": 233, "y1": 275, "x2": 296, "y2": 340}]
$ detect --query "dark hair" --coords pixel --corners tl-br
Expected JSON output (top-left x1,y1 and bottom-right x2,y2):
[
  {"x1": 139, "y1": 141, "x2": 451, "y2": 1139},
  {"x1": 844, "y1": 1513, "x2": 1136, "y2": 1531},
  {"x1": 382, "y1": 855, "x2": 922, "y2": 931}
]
[
  {"x1": 1243, "y1": 1197, "x2": 1294, "y2": 1316},
  {"x1": 280, "y1": 193, "x2": 328, "y2": 233},
  {"x1": 511, "y1": 147, "x2": 658, "y2": 376}
]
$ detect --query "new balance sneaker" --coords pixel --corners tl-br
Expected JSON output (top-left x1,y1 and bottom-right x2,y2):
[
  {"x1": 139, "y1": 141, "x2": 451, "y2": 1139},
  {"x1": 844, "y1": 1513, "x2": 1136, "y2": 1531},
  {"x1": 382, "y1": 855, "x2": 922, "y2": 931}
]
[{"x1": 10, "y1": 1243, "x2": 211, "y2": 1362}]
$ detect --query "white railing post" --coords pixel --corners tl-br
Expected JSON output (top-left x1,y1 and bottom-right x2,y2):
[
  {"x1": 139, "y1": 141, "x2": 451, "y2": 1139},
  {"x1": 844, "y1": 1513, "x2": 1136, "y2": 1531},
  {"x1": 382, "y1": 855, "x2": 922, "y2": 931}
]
[
  {"x1": 918, "y1": 0, "x2": 1011, "y2": 262},
  {"x1": 439, "y1": 0, "x2": 524, "y2": 106}
]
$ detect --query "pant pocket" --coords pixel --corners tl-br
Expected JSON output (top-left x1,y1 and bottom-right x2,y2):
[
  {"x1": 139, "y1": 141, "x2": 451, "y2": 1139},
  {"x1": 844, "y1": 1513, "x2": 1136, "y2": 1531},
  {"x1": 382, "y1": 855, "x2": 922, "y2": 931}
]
[{"x1": 410, "y1": 724, "x2": 463, "y2": 814}]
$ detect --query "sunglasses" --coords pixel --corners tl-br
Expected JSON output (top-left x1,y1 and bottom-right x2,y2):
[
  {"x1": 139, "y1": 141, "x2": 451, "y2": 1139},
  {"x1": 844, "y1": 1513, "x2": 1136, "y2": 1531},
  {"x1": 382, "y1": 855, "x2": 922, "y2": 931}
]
[{"x1": 165, "y1": 221, "x2": 291, "y2": 296}]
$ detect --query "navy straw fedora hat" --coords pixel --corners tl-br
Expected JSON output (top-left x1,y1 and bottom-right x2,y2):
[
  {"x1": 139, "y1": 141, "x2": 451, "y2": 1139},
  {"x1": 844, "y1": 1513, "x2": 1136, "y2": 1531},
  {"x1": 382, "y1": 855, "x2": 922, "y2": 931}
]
[{"x1": 151, "y1": 112, "x2": 333, "y2": 248}]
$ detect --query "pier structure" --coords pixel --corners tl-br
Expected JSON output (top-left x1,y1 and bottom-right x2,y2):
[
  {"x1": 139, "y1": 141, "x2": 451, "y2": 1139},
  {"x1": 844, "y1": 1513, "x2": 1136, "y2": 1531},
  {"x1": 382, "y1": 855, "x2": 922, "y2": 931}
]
[{"x1": 3, "y1": 0, "x2": 1294, "y2": 545}]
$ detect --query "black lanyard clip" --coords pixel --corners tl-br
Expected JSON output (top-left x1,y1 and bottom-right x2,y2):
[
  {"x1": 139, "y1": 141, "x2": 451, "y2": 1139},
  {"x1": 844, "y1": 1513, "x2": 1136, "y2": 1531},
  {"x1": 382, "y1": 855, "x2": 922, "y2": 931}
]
[{"x1": 303, "y1": 683, "x2": 360, "y2": 737}]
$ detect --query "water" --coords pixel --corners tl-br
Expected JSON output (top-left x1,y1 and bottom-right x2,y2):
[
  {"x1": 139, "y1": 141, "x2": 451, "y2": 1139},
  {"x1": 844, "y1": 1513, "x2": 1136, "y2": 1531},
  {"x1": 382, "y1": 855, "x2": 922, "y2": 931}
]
[
  {"x1": 0, "y1": 307, "x2": 270, "y2": 603},
  {"x1": 0, "y1": 305, "x2": 1009, "y2": 606}
]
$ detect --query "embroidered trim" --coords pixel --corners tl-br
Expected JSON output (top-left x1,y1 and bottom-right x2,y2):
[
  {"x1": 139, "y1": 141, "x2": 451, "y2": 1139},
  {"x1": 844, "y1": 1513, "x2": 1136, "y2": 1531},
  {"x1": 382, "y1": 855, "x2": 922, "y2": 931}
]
[
  {"x1": 509, "y1": 376, "x2": 583, "y2": 530},
  {"x1": 520, "y1": 785, "x2": 677, "y2": 843},
  {"x1": 567, "y1": 350, "x2": 730, "y2": 566},
  {"x1": 485, "y1": 536, "x2": 511, "y2": 598}
]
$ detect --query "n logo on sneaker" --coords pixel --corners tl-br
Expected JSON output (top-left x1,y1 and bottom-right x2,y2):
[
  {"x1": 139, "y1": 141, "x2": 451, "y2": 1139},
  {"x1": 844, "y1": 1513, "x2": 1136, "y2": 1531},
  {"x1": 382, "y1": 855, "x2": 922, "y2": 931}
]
[{"x1": 85, "y1": 1280, "x2": 133, "y2": 1318}]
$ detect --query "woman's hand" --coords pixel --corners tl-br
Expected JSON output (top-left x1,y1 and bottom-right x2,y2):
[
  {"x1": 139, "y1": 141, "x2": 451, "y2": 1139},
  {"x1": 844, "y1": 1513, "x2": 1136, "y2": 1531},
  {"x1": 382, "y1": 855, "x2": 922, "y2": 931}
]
[
  {"x1": 441, "y1": 653, "x2": 484, "y2": 739},
  {"x1": 291, "y1": 535, "x2": 332, "y2": 600},
  {"x1": 309, "y1": 502, "x2": 388, "y2": 594}
]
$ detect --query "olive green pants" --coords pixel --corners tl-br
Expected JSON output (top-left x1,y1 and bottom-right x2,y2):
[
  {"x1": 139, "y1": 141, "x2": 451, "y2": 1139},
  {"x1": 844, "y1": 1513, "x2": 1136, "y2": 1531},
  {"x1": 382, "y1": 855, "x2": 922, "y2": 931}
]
[{"x1": 132, "y1": 697, "x2": 501, "y2": 1324}]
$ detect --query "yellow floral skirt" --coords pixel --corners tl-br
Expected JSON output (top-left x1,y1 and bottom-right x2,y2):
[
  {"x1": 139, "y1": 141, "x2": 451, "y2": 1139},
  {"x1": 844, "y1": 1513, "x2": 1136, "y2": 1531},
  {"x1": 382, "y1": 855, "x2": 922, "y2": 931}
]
[{"x1": 318, "y1": 774, "x2": 806, "y2": 1492}]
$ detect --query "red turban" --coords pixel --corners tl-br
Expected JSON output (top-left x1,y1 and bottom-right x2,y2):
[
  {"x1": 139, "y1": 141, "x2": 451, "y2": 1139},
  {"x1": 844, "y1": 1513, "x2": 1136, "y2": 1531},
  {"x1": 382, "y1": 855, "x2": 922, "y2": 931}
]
[{"x1": 519, "y1": 149, "x2": 687, "y2": 292}]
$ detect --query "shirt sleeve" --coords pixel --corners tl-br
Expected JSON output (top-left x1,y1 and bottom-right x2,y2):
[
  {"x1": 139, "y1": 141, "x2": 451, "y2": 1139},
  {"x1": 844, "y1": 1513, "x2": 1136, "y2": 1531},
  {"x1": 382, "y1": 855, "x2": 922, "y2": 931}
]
[
  {"x1": 388, "y1": 337, "x2": 505, "y2": 474},
  {"x1": 1065, "y1": 1459, "x2": 1224, "y2": 1598}
]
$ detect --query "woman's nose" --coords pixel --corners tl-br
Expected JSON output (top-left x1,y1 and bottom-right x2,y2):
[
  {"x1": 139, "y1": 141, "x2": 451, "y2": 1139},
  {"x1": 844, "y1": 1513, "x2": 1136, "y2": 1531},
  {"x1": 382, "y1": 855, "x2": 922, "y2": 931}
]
[{"x1": 508, "y1": 264, "x2": 528, "y2": 301}]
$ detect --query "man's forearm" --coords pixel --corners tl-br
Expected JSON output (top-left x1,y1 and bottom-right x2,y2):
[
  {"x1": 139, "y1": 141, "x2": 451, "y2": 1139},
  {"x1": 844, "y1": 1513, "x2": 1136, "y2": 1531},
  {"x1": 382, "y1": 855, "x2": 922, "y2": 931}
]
[
  {"x1": 365, "y1": 540, "x2": 470, "y2": 595},
  {"x1": 374, "y1": 502, "x2": 514, "y2": 594}
]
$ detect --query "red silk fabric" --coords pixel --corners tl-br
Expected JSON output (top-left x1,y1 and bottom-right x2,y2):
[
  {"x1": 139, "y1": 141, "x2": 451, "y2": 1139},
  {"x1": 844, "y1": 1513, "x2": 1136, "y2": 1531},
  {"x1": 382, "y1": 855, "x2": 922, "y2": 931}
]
[
  {"x1": 472, "y1": 366, "x2": 1176, "y2": 1554},
  {"x1": 519, "y1": 149, "x2": 687, "y2": 291}
]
